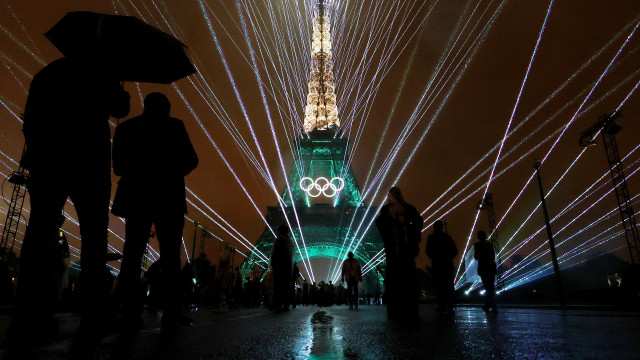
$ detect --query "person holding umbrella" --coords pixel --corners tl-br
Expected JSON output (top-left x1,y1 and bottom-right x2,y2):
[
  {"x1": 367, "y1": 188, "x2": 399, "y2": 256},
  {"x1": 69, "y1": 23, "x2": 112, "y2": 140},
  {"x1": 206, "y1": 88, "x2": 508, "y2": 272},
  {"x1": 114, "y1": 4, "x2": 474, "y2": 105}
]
[
  {"x1": 112, "y1": 92, "x2": 198, "y2": 328},
  {"x1": 9, "y1": 11, "x2": 196, "y2": 344},
  {"x1": 9, "y1": 49, "x2": 130, "y2": 343}
]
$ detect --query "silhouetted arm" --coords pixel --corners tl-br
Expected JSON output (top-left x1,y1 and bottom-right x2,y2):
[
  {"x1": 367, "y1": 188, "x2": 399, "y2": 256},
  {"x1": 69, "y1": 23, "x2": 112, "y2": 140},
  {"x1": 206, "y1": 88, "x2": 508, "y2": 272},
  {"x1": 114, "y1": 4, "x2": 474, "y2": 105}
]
[{"x1": 178, "y1": 120, "x2": 198, "y2": 176}]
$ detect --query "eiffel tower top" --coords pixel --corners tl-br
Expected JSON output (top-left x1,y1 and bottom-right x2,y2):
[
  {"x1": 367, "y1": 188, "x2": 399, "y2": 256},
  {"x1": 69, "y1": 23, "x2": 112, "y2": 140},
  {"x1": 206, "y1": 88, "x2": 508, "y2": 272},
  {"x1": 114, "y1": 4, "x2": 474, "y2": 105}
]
[{"x1": 303, "y1": 0, "x2": 340, "y2": 134}]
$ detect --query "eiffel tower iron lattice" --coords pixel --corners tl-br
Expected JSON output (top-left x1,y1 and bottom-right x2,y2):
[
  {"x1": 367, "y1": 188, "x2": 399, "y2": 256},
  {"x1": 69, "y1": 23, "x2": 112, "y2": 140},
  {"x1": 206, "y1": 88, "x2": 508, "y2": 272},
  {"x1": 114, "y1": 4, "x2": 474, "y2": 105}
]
[{"x1": 240, "y1": 0, "x2": 384, "y2": 289}]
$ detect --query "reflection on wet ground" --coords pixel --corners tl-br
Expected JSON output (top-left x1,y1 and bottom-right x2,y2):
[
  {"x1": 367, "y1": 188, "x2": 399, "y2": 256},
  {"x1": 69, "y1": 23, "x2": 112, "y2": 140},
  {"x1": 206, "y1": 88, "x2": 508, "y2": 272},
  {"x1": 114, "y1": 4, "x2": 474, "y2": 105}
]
[
  {"x1": 297, "y1": 310, "x2": 356, "y2": 360},
  {"x1": 1, "y1": 305, "x2": 639, "y2": 359}
]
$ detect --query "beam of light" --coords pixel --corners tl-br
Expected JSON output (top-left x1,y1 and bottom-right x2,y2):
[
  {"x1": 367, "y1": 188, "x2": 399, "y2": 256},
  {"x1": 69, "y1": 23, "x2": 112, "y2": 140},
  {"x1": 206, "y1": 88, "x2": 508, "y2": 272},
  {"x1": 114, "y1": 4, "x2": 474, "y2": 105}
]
[
  {"x1": 455, "y1": 0, "x2": 556, "y2": 283},
  {"x1": 236, "y1": 0, "x2": 315, "y2": 282},
  {"x1": 500, "y1": 155, "x2": 640, "y2": 271},
  {"x1": 186, "y1": 197, "x2": 264, "y2": 260},
  {"x1": 501, "y1": 169, "x2": 640, "y2": 282},
  {"x1": 362, "y1": 255, "x2": 385, "y2": 276},
  {"x1": 186, "y1": 187, "x2": 269, "y2": 262},
  {"x1": 502, "y1": 221, "x2": 630, "y2": 292},
  {"x1": 465, "y1": 29, "x2": 640, "y2": 266},
  {"x1": 360, "y1": 0, "x2": 506, "y2": 204},
  {"x1": 0, "y1": 96, "x2": 23, "y2": 124},
  {"x1": 500, "y1": 175, "x2": 640, "y2": 283},
  {"x1": 422, "y1": 65, "x2": 638, "y2": 239},
  {"x1": 193, "y1": 1, "x2": 308, "y2": 177},
  {"x1": 0, "y1": 23, "x2": 45, "y2": 66},
  {"x1": 349, "y1": 0, "x2": 509, "y2": 271},
  {"x1": 421, "y1": 26, "x2": 640, "y2": 232},
  {"x1": 452, "y1": 70, "x2": 640, "y2": 282},
  {"x1": 337, "y1": 0, "x2": 433, "y2": 146},
  {"x1": 330, "y1": 0, "x2": 509, "y2": 283},
  {"x1": 133, "y1": 0, "x2": 313, "y2": 280},
  {"x1": 172, "y1": 84, "x2": 276, "y2": 239},
  {"x1": 495, "y1": 18, "x2": 640, "y2": 242},
  {"x1": 504, "y1": 244, "x2": 627, "y2": 293},
  {"x1": 0, "y1": 56, "x2": 28, "y2": 93},
  {"x1": 359, "y1": 32, "x2": 423, "y2": 194},
  {"x1": 615, "y1": 78, "x2": 640, "y2": 112},
  {"x1": 360, "y1": 248, "x2": 385, "y2": 272},
  {"x1": 420, "y1": 18, "x2": 638, "y2": 218},
  {"x1": 196, "y1": 3, "x2": 312, "y2": 272},
  {"x1": 137, "y1": 0, "x2": 306, "y2": 179},
  {"x1": 4, "y1": 0, "x2": 42, "y2": 58},
  {"x1": 499, "y1": 149, "x2": 640, "y2": 267},
  {"x1": 492, "y1": 64, "x2": 640, "y2": 253}
]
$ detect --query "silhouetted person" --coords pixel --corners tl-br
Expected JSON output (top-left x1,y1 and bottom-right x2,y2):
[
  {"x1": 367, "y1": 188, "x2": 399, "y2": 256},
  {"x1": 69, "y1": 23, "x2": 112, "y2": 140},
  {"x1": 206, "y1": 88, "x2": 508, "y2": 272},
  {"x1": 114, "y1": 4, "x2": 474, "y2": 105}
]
[
  {"x1": 145, "y1": 258, "x2": 164, "y2": 312},
  {"x1": 302, "y1": 279, "x2": 310, "y2": 305},
  {"x1": 270, "y1": 225, "x2": 295, "y2": 312},
  {"x1": 181, "y1": 262, "x2": 195, "y2": 310},
  {"x1": 291, "y1": 262, "x2": 301, "y2": 308},
  {"x1": 474, "y1": 231, "x2": 498, "y2": 313},
  {"x1": 376, "y1": 187, "x2": 422, "y2": 322},
  {"x1": 327, "y1": 281, "x2": 335, "y2": 306},
  {"x1": 341, "y1": 251, "x2": 362, "y2": 309},
  {"x1": 112, "y1": 92, "x2": 198, "y2": 328},
  {"x1": 10, "y1": 54, "x2": 130, "y2": 342},
  {"x1": 54, "y1": 229, "x2": 71, "y2": 309},
  {"x1": 232, "y1": 266, "x2": 243, "y2": 306},
  {"x1": 426, "y1": 220, "x2": 458, "y2": 315}
]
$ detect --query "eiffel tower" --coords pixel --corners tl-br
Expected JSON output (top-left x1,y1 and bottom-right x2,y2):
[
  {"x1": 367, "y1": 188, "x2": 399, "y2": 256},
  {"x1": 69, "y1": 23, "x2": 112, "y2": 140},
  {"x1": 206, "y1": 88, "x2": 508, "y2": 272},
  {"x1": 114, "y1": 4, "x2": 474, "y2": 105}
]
[{"x1": 241, "y1": 0, "x2": 384, "y2": 288}]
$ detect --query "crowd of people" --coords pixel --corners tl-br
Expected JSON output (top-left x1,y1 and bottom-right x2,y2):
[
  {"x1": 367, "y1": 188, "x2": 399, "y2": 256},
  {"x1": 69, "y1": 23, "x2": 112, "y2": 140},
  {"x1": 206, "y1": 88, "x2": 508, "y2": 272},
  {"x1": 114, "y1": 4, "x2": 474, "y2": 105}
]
[{"x1": 3, "y1": 34, "x2": 500, "y2": 358}]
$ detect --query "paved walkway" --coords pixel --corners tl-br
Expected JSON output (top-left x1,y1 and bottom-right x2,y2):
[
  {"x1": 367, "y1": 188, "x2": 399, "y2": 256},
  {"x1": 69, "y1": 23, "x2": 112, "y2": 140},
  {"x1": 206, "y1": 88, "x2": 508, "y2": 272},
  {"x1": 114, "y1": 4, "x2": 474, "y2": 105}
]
[{"x1": 1, "y1": 304, "x2": 639, "y2": 359}]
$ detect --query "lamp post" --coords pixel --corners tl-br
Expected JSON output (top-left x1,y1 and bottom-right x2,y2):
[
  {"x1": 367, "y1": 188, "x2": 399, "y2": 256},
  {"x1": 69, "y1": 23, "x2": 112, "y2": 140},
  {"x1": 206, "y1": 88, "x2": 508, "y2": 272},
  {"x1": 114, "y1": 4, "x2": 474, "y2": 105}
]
[{"x1": 533, "y1": 161, "x2": 565, "y2": 306}]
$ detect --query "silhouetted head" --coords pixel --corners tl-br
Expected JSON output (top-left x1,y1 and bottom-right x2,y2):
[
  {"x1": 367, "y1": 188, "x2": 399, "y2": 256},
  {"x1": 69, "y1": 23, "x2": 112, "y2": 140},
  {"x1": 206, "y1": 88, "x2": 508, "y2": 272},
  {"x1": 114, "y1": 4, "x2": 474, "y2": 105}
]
[
  {"x1": 348, "y1": 251, "x2": 354, "y2": 259},
  {"x1": 478, "y1": 230, "x2": 487, "y2": 241},
  {"x1": 433, "y1": 220, "x2": 444, "y2": 232},
  {"x1": 388, "y1": 186, "x2": 405, "y2": 205},
  {"x1": 144, "y1": 92, "x2": 171, "y2": 117},
  {"x1": 278, "y1": 225, "x2": 289, "y2": 237}
]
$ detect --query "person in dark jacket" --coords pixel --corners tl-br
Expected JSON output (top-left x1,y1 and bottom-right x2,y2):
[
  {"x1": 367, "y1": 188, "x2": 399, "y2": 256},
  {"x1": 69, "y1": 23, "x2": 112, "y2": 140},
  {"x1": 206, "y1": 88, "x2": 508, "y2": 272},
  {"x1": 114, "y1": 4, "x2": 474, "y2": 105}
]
[
  {"x1": 112, "y1": 92, "x2": 198, "y2": 328},
  {"x1": 426, "y1": 220, "x2": 458, "y2": 315},
  {"x1": 474, "y1": 231, "x2": 498, "y2": 313},
  {"x1": 375, "y1": 187, "x2": 422, "y2": 322},
  {"x1": 10, "y1": 54, "x2": 130, "y2": 342},
  {"x1": 341, "y1": 252, "x2": 362, "y2": 309},
  {"x1": 270, "y1": 225, "x2": 295, "y2": 312}
]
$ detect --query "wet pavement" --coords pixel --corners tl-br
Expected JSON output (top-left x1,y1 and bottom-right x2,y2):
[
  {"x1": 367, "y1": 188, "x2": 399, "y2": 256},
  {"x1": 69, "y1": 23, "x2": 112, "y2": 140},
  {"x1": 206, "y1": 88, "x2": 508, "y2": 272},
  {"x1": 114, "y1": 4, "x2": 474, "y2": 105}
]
[{"x1": 1, "y1": 304, "x2": 639, "y2": 359}]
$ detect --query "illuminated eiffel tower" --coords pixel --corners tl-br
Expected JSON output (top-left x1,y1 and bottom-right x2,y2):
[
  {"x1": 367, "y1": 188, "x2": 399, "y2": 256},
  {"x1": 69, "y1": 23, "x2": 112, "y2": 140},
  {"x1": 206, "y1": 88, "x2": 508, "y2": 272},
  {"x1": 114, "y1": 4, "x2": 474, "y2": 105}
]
[{"x1": 241, "y1": 0, "x2": 384, "y2": 287}]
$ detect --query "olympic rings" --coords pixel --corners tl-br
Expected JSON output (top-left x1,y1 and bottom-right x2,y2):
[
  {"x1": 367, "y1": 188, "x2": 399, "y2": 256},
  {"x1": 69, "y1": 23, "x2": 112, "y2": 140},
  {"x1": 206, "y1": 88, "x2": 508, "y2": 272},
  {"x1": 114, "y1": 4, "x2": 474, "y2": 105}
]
[{"x1": 299, "y1": 177, "x2": 344, "y2": 198}]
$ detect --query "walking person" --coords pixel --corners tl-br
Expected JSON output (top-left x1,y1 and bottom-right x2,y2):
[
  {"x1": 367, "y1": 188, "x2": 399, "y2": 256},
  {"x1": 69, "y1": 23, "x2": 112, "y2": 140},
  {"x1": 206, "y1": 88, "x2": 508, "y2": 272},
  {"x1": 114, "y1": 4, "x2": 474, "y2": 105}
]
[
  {"x1": 341, "y1": 252, "x2": 362, "y2": 309},
  {"x1": 112, "y1": 92, "x2": 198, "y2": 328},
  {"x1": 474, "y1": 231, "x2": 498, "y2": 313},
  {"x1": 9, "y1": 54, "x2": 130, "y2": 343},
  {"x1": 375, "y1": 187, "x2": 422, "y2": 322},
  {"x1": 270, "y1": 225, "x2": 295, "y2": 312},
  {"x1": 426, "y1": 220, "x2": 458, "y2": 316}
]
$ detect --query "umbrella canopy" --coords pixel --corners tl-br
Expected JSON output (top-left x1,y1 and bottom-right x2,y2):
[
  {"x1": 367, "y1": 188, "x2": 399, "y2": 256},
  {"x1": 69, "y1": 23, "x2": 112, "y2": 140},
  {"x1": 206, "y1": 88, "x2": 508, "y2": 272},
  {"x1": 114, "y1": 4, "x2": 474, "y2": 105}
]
[{"x1": 45, "y1": 11, "x2": 196, "y2": 84}]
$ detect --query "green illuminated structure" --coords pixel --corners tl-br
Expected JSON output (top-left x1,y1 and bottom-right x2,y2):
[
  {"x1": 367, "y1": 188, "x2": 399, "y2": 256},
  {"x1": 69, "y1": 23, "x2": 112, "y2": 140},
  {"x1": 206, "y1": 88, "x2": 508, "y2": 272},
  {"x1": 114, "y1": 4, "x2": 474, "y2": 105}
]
[
  {"x1": 241, "y1": 0, "x2": 384, "y2": 291},
  {"x1": 241, "y1": 130, "x2": 385, "y2": 291}
]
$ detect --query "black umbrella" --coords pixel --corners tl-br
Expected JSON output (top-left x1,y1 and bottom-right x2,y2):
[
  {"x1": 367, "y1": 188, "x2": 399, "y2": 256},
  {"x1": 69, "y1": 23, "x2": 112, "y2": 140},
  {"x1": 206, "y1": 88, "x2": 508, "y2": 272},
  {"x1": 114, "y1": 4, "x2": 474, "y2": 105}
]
[{"x1": 45, "y1": 11, "x2": 196, "y2": 84}]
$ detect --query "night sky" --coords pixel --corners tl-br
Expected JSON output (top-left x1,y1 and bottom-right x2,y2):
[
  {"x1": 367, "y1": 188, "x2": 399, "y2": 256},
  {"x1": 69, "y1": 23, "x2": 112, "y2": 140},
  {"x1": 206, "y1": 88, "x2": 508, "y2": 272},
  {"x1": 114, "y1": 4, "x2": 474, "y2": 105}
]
[{"x1": 1, "y1": 0, "x2": 639, "y2": 287}]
